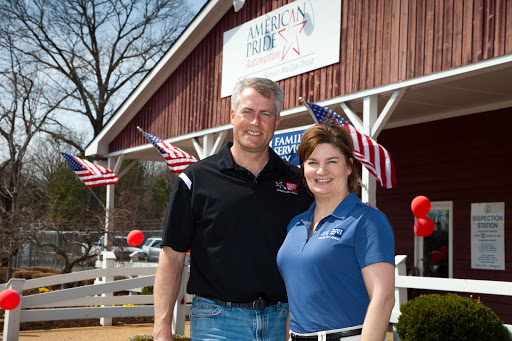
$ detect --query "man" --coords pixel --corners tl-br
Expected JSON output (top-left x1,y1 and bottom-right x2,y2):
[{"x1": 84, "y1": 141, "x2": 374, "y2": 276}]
[{"x1": 153, "y1": 78, "x2": 312, "y2": 340}]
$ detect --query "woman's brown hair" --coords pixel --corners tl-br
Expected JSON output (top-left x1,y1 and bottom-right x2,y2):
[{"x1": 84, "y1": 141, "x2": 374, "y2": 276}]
[{"x1": 297, "y1": 124, "x2": 361, "y2": 196}]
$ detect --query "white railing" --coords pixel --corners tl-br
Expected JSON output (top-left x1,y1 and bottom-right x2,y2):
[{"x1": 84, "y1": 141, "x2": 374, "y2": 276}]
[
  {"x1": 3, "y1": 254, "x2": 511, "y2": 341},
  {"x1": 1, "y1": 252, "x2": 190, "y2": 341},
  {"x1": 393, "y1": 255, "x2": 512, "y2": 339}
]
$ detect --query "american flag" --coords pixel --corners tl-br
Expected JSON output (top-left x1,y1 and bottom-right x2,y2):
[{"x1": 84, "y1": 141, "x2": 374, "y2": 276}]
[
  {"x1": 61, "y1": 152, "x2": 119, "y2": 188},
  {"x1": 139, "y1": 128, "x2": 197, "y2": 173},
  {"x1": 304, "y1": 102, "x2": 397, "y2": 189}
]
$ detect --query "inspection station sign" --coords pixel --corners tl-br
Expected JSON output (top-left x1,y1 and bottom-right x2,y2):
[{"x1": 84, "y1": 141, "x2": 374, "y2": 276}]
[
  {"x1": 221, "y1": 0, "x2": 341, "y2": 97},
  {"x1": 470, "y1": 202, "x2": 505, "y2": 270}
]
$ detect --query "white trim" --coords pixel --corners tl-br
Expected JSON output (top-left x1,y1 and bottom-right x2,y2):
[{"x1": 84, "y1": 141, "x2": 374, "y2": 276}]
[
  {"x1": 117, "y1": 159, "x2": 138, "y2": 179},
  {"x1": 320, "y1": 54, "x2": 512, "y2": 107},
  {"x1": 385, "y1": 98, "x2": 512, "y2": 129},
  {"x1": 372, "y1": 89, "x2": 405, "y2": 137},
  {"x1": 106, "y1": 123, "x2": 233, "y2": 158},
  {"x1": 340, "y1": 102, "x2": 363, "y2": 131},
  {"x1": 414, "y1": 201, "x2": 453, "y2": 278},
  {"x1": 179, "y1": 173, "x2": 192, "y2": 190},
  {"x1": 192, "y1": 131, "x2": 227, "y2": 159}
]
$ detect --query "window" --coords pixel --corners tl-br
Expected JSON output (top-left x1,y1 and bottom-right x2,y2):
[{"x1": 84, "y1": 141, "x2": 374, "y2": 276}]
[{"x1": 414, "y1": 201, "x2": 453, "y2": 278}]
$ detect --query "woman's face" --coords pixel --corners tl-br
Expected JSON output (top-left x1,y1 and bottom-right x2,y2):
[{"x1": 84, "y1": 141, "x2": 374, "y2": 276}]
[{"x1": 303, "y1": 143, "x2": 352, "y2": 199}]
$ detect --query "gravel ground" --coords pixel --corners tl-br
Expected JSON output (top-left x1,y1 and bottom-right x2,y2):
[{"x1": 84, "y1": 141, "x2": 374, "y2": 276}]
[{"x1": 1, "y1": 321, "x2": 191, "y2": 341}]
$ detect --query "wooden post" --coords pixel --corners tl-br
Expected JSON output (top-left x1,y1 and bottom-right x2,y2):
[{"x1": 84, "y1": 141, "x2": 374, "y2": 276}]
[
  {"x1": 100, "y1": 251, "x2": 116, "y2": 326},
  {"x1": 391, "y1": 255, "x2": 408, "y2": 323},
  {"x1": 2, "y1": 278, "x2": 25, "y2": 341}
]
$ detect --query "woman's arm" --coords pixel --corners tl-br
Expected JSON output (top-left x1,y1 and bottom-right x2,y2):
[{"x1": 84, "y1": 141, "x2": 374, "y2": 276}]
[{"x1": 360, "y1": 262, "x2": 395, "y2": 341}]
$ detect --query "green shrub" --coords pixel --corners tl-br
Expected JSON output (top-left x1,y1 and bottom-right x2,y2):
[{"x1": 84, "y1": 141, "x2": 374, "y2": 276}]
[
  {"x1": 396, "y1": 294, "x2": 510, "y2": 341},
  {"x1": 141, "y1": 286, "x2": 153, "y2": 295}
]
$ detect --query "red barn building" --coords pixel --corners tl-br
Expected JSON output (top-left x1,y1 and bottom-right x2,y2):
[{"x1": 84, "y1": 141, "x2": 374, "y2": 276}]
[{"x1": 86, "y1": 0, "x2": 512, "y2": 325}]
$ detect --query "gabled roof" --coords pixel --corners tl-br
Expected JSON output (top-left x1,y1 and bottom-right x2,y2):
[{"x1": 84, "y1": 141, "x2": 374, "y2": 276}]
[{"x1": 85, "y1": 0, "x2": 230, "y2": 157}]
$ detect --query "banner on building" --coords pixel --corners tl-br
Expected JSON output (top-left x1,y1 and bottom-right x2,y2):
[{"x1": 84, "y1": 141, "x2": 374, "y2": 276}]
[
  {"x1": 270, "y1": 125, "x2": 312, "y2": 166},
  {"x1": 221, "y1": 0, "x2": 341, "y2": 97}
]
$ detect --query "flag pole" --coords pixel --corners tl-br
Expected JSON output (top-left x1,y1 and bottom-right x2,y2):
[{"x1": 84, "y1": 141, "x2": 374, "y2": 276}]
[
  {"x1": 85, "y1": 186, "x2": 107, "y2": 212},
  {"x1": 298, "y1": 97, "x2": 310, "y2": 113},
  {"x1": 57, "y1": 147, "x2": 110, "y2": 212}
]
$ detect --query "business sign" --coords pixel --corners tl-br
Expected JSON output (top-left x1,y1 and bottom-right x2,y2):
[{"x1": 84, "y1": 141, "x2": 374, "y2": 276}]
[
  {"x1": 471, "y1": 202, "x2": 505, "y2": 270},
  {"x1": 270, "y1": 125, "x2": 311, "y2": 165},
  {"x1": 221, "y1": 0, "x2": 341, "y2": 97}
]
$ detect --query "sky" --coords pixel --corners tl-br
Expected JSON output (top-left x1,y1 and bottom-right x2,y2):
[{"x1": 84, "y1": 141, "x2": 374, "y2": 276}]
[
  {"x1": 54, "y1": 0, "x2": 209, "y2": 149},
  {"x1": 187, "y1": 0, "x2": 208, "y2": 13}
]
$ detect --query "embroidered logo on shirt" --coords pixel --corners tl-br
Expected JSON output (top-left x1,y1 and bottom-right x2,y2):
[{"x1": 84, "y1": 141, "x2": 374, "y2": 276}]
[
  {"x1": 318, "y1": 228, "x2": 344, "y2": 240},
  {"x1": 275, "y1": 181, "x2": 298, "y2": 195}
]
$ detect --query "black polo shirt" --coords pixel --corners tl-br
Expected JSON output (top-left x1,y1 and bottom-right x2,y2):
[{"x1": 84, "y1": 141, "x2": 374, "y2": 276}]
[{"x1": 162, "y1": 142, "x2": 312, "y2": 303}]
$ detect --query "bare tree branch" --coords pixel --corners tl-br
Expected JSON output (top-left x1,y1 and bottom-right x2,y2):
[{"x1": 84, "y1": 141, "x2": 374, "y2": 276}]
[{"x1": 0, "y1": 0, "x2": 193, "y2": 139}]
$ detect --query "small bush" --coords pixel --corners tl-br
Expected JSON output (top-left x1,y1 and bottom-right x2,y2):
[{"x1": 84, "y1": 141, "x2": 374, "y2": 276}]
[
  {"x1": 12, "y1": 270, "x2": 37, "y2": 279},
  {"x1": 141, "y1": 286, "x2": 153, "y2": 295},
  {"x1": 0, "y1": 267, "x2": 22, "y2": 283},
  {"x1": 396, "y1": 294, "x2": 510, "y2": 341},
  {"x1": 31, "y1": 272, "x2": 58, "y2": 279},
  {"x1": 26, "y1": 266, "x2": 57, "y2": 273}
]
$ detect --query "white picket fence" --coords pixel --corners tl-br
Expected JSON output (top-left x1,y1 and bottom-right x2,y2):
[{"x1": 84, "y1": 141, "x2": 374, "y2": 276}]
[
  {"x1": 393, "y1": 255, "x2": 512, "y2": 339},
  {"x1": 2, "y1": 254, "x2": 512, "y2": 341}
]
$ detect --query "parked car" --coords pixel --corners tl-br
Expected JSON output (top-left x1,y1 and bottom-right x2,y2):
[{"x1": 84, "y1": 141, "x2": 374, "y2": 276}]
[
  {"x1": 90, "y1": 235, "x2": 142, "y2": 261},
  {"x1": 139, "y1": 236, "x2": 162, "y2": 262}
]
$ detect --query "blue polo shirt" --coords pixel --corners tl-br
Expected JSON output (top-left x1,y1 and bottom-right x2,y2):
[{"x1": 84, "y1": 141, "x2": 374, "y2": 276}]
[{"x1": 276, "y1": 192, "x2": 395, "y2": 334}]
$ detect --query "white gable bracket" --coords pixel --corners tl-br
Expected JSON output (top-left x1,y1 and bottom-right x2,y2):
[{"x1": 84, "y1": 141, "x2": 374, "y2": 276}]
[
  {"x1": 339, "y1": 102, "x2": 363, "y2": 132},
  {"x1": 117, "y1": 159, "x2": 138, "y2": 180},
  {"x1": 192, "y1": 132, "x2": 227, "y2": 160},
  {"x1": 371, "y1": 88, "x2": 406, "y2": 138}
]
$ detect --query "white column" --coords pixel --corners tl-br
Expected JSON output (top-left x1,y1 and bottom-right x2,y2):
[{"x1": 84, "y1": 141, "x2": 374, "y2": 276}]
[
  {"x1": 361, "y1": 95, "x2": 378, "y2": 206},
  {"x1": 2, "y1": 278, "x2": 25, "y2": 341}
]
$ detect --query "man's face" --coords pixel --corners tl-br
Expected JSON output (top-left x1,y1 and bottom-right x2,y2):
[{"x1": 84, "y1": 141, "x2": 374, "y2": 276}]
[{"x1": 231, "y1": 87, "x2": 281, "y2": 154}]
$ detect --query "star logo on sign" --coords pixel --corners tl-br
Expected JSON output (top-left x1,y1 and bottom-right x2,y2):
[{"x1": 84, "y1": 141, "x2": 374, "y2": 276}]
[{"x1": 277, "y1": 9, "x2": 307, "y2": 60}]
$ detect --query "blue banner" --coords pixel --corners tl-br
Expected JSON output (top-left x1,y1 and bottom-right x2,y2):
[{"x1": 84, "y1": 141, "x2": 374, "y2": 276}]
[{"x1": 270, "y1": 126, "x2": 310, "y2": 166}]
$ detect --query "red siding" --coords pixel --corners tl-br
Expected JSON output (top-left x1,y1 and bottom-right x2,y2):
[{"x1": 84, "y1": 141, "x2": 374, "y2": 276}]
[
  {"x1": 110, "y1": 0, "x2": 512, "y2": 153},
  {"x1": 377, "y1": 110, "x2": 512, "y2": 323}
]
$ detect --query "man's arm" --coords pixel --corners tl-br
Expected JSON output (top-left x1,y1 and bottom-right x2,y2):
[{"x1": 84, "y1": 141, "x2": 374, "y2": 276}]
[{"x1": 153, "y1": 246, "x2": 187, "y2": 341}]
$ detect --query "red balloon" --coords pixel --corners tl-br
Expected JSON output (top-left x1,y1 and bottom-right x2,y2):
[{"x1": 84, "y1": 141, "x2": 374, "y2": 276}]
[
  {"x1": 411, "y1": 195, "x2": 431, "y2": 218},
  {"x1": 430, "y1": 251, "x2": 442, "y2": 263},
  {"x1": 414, "y1": 217, "x2": 435, "y2": 237},
  {"x1": 0, "y1": 289, "x2": 21, "y2": 310},
  {"x1": 439, "y1": 245, "x2": 448, "y2": 258},
  {"x1": 127, "y1": 230, "x2": 144, "y2": 246}
]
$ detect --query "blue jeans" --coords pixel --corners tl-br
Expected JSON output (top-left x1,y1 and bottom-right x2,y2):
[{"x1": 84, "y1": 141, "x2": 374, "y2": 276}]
[{"x1": 190, "y1": 296, "x2": 289, "y2": 341}]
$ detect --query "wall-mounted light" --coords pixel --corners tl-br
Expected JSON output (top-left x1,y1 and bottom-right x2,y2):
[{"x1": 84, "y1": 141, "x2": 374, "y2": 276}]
[{"x1": 233, "y1": 0, "x2": 245, "y2": 12}]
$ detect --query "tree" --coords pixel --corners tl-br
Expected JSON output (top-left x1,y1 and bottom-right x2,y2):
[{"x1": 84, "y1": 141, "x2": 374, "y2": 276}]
[
  {"x1": 0, "y1": 0, "x2": 193, "y2": 142},
  {"x1": 0, "y1": 36, "x2": 65, "y2": 279},
  {"x1": 30, "y1": 205, "x2": 108, "y2": 274}
]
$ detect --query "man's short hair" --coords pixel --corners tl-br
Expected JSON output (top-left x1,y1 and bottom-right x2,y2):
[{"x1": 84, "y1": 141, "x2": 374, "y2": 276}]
[{"x1": 231, "y1": 78, "x2": 284, "y2": 116}]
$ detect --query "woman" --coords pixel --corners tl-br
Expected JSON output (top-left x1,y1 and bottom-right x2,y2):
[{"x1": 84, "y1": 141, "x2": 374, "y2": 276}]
[{"x1": 277, "y1": 124, "x2": 395, "y2": 341}]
